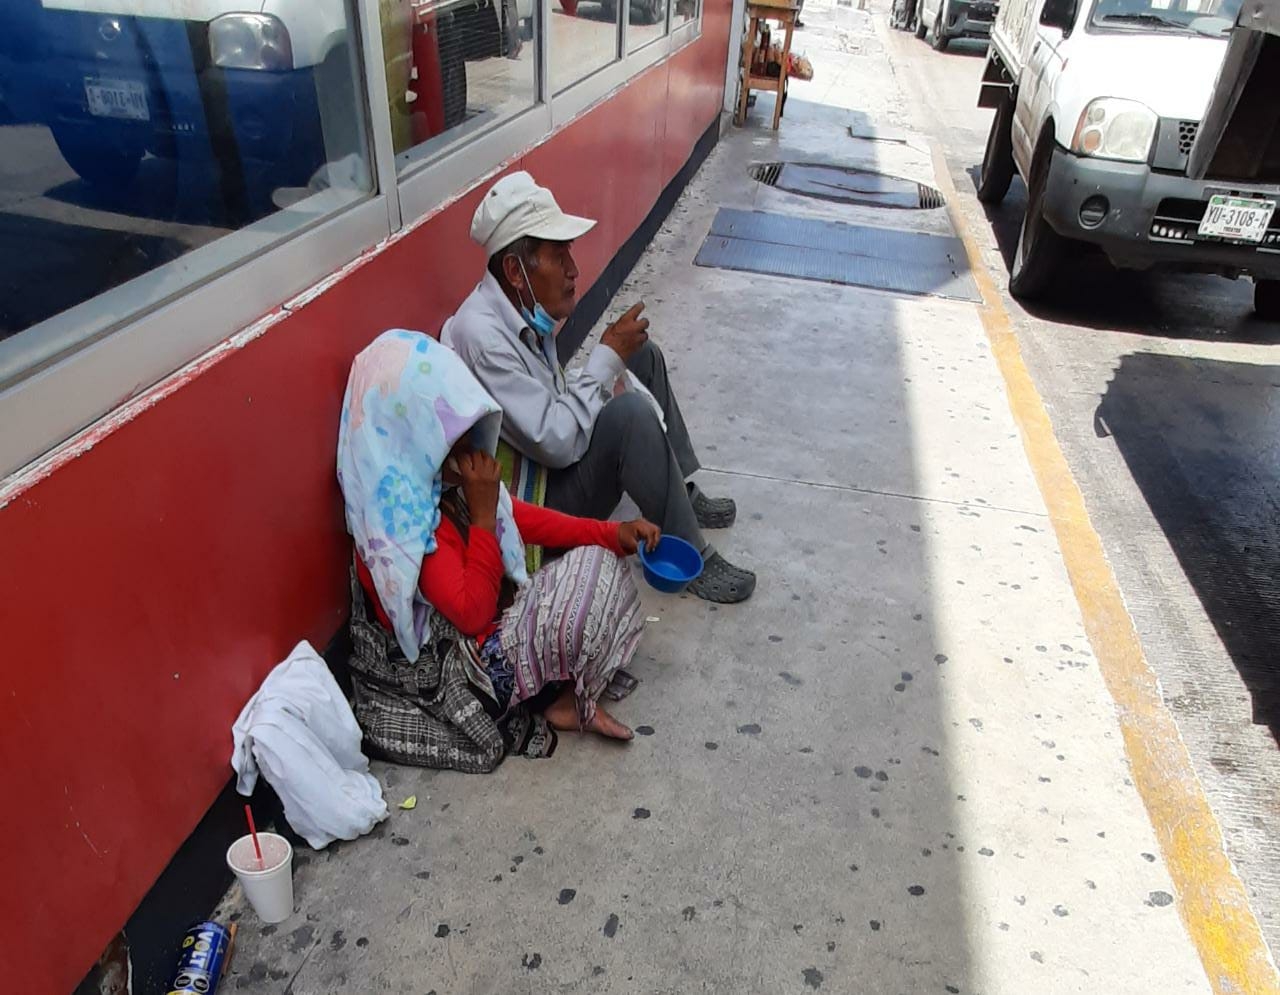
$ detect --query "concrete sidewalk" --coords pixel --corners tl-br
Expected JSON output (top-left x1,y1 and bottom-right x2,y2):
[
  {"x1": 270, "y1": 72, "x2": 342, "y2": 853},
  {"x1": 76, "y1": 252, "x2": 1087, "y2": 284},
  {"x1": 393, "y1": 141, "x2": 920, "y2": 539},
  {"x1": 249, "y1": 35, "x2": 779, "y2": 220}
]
[{"x1": 220, "y1": 6, "x2": 1225, "y2": 992}]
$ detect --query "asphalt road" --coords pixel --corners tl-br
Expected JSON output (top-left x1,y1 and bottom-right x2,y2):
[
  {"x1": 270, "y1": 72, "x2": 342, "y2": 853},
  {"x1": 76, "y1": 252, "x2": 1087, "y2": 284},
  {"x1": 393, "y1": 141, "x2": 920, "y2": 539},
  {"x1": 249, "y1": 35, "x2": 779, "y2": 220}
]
[{"x1": 879, "y1": 12, "x2": 1280, "y2": 954}]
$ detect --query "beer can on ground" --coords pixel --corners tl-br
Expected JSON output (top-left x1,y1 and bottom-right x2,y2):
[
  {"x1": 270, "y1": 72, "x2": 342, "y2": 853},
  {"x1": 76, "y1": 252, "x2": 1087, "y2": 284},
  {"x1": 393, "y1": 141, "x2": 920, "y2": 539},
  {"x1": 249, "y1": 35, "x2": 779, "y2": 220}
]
[{"x1": 166, "y1": 920, "x2": 232, "y2": 995}]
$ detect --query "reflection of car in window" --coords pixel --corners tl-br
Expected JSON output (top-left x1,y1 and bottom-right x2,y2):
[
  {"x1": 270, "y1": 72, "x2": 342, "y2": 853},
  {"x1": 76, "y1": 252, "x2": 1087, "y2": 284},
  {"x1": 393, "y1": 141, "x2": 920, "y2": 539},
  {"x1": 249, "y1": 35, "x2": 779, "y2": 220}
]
[{"x1": 11, "y1": 0, "x2": 519, "y2": 216}]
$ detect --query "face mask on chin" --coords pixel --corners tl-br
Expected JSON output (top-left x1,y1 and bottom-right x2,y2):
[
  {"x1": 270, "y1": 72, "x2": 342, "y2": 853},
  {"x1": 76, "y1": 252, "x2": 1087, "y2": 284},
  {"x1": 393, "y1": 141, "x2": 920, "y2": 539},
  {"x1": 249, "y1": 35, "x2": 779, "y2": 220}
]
[
  {"x1": 520, "y1": 302, "x2": 557, "y2": 338},
  {"x1": 512, "y1": 255, "x2": 557, "y2": 340}
]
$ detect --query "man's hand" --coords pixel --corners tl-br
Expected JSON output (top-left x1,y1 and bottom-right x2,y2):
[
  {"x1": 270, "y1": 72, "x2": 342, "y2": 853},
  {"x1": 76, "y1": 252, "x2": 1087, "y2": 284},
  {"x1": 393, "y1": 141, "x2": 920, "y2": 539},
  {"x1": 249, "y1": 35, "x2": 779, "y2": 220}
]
[
  {"x1": 617, "y1": 518, "x2": 662, "y2": 555},
  {"x1": 601, "y1": 302, "x2": 650, "y2": 361},
  {"x1": 457, "y1": 450, "x2": 502, "y2": 531}
]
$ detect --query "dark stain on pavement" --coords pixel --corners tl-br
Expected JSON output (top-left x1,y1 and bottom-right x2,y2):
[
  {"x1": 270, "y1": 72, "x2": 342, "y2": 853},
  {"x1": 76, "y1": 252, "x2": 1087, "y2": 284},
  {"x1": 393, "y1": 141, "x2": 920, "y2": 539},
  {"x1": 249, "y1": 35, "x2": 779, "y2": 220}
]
[
  {"x1": 1146, "y1": 891, "x2": 1174, "y2": 907},
  {"x1": 779, "y1": 672, "x2": 803, "y2": 686},
  {"x1": 908, "y1": 885, "x2": 925, "y2": 896},
  {"x1": 558, "y1": 888, "x2": 577, "y2": 905},
  {"x1": 705, "y1": 741, "x2": 719, "y2": 750},
  {"x1": 633, "y1": 808, "x2": 651, "y2": 820},
  {"x1": 287, "y1": 926, "x2": 314, "y2": 953},
  {"x1": 330, "y1": 930, "x2": 346, "y2": 952},
  {"x1": 604, "y1": 913, "x2": 621, "y2": 938},
  {"x1": 802, "y1": 967, "x2": 824, "y2": 989},
  {"x1": 737, "y1": 723, "x2": 762, "y2": 735},
  {"x1": 635, "y1": 725, "x2": 655, "y2": 736},
  {"x1": 435, "y1": 924, "x2": 450, "y2": 938},
  {"x1": 522, "y1": 953, "x2": 542, "y2": 971}
]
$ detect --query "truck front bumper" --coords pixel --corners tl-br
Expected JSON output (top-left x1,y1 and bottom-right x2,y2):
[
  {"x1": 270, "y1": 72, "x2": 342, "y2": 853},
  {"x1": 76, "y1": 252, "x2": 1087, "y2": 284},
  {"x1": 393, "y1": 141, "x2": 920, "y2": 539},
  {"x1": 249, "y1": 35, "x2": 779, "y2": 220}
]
[
  {"x1": 944, "y1": 0, "x2": 996, "y2": 39},
  {"x1": 1041, "y1": 144, "x2": 1280, "y2": 280}
]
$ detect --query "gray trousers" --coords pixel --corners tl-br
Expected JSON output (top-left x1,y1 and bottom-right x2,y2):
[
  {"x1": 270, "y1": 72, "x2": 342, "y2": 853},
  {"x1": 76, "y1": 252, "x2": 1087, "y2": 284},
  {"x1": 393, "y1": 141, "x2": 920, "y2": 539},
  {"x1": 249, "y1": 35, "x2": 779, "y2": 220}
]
[{"x1": 546, "y1": 340, "x2": 706, "y2": 552}]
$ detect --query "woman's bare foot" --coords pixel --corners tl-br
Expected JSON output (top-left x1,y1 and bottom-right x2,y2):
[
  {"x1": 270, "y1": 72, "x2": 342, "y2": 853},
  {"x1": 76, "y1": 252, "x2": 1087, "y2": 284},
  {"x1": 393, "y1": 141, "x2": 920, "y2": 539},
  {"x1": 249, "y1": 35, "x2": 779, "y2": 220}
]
[
  {"x1": 543, "y1": 686, "x2": 580, "y2": 730},
  {"x1": 586, "y1": 704, "x2": 634, "y2": 741},
  {"x1": 543, "y1": 687, "x2": 633, "y2": 741}
]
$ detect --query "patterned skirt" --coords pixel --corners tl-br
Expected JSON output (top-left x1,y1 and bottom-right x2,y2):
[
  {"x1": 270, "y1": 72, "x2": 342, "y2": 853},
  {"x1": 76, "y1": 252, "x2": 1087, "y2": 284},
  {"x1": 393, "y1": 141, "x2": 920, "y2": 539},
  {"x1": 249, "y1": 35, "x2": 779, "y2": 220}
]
[{"x1": 496, "y1": 545, "x2": 644, "y2": 726}]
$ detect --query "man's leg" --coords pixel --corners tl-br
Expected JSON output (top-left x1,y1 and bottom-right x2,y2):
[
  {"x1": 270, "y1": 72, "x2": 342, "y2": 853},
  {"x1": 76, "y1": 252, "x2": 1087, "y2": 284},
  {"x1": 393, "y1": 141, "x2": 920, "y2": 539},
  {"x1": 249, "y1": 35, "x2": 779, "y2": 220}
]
[
  {"x1": 546, "y1": 392, "x2": 704, "y2": 550},
  {"x1": 625, "y1": 340, "x2": 699, "y2": 479},
  {"x1": 627, "y1": 339, "x2": 736, "y2": 530},
  {"x1": 545, "y1": 392, "x2": 756, "y2": 603}
]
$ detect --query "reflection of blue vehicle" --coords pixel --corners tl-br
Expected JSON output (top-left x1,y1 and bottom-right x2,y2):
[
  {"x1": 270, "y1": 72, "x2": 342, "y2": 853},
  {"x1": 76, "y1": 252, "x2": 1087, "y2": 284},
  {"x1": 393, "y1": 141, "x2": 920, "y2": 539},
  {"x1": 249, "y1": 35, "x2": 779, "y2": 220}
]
[{"x1": 14, "y1": 0, "x2": 360, "y2": 216}]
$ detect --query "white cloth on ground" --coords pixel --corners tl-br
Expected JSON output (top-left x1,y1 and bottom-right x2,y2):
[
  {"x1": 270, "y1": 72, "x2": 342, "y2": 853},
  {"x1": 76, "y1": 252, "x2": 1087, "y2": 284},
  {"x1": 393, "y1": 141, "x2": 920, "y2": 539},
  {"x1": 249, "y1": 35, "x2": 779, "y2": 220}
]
[{"x1": 231, "y1": 641, "x2": 388, "y2": 849}]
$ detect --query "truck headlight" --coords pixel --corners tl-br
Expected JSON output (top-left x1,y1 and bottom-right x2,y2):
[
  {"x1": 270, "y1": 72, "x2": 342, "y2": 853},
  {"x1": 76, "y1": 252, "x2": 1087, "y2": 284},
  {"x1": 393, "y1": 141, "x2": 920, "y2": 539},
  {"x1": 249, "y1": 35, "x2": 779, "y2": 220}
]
[
  {"x1": 210, "y1": 14, "x2": 294, "y2": 71},
  {"x1": 1071, "y1": 98, "x2": 1158, "y2": 163}
]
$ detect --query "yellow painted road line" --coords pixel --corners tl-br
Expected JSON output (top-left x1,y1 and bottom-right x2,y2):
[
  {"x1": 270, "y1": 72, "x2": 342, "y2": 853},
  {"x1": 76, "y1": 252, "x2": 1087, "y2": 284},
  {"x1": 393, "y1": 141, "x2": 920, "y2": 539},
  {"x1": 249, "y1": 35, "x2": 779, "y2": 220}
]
[{"x1": 929, "y1": 141, "x2": 1280, "y2": 995}]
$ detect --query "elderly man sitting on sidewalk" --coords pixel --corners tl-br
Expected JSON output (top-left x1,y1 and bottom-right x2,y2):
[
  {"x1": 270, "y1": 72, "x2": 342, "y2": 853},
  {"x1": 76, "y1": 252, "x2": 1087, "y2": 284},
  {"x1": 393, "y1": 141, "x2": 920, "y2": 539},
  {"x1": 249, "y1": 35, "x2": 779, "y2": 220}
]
[{"x1": 442, "y1": 171, "x2": 756, "y2": 604}]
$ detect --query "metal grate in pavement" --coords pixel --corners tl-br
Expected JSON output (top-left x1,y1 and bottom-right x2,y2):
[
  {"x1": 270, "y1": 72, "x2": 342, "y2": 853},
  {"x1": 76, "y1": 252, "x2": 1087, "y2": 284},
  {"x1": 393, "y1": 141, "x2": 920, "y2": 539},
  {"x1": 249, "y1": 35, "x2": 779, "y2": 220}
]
[
  {"x1": 749, "y1": 162, "x2": 945, "y2": 210},
  {"x1": 694, "y1": 207, "x2": 980, "y2": 302}
]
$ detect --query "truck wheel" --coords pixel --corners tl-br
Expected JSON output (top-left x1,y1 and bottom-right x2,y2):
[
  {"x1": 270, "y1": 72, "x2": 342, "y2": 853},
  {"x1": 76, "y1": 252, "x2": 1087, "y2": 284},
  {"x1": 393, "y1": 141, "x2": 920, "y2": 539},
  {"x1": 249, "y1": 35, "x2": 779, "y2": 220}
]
[
  {"x1": 914, "y1": 5, "x2": 928, "y2": 37},
  {"x1": 930, "y1": 3, "x2": 950, "y2": 50},
  {"x1": 1254, "y1": 280, "x2": 1280, "y2": 321},
  {"x1": 52, "y1": 126, "x2": 143, "y2": 189},
  {"x1": 1009, "y1": 138, "x2": 1068, "y2": 300},
  {"x1": 976, "y1": 94, "x2": 1015, "y2": 205}
]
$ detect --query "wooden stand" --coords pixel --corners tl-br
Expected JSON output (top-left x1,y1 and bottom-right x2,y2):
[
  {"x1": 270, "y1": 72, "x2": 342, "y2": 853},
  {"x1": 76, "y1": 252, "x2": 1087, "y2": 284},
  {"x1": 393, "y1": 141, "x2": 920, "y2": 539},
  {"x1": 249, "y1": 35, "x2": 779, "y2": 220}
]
[{"x1": 735, "y1": 0, "x2": 798, "y2": 131}]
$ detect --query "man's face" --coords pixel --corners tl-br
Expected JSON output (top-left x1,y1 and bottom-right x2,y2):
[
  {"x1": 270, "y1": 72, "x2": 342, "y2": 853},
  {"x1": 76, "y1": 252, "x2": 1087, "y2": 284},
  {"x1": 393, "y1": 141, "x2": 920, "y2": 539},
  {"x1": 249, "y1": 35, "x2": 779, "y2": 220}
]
[{"x1": 523, "y1": 241, "x2": 579, "y2": 322}]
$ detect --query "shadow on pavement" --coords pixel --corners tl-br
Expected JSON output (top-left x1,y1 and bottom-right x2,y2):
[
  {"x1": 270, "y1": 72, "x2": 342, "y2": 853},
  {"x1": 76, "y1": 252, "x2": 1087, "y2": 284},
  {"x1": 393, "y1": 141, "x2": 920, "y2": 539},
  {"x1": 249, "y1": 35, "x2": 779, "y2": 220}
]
[{"x1": 1098, "y1": 351, "x2": 1280, "y2": 740}]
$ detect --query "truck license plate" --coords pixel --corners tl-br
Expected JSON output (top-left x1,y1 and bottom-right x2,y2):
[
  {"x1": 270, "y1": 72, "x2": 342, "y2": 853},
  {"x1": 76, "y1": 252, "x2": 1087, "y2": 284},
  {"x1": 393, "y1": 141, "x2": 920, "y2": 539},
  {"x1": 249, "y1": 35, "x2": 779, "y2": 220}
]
[
  {"x1": 1198, "y1": 195, "x2": 1275, "y2": 243},
  {"x1": 84, "y1": 78, "x2": 149, "y2": 121}
]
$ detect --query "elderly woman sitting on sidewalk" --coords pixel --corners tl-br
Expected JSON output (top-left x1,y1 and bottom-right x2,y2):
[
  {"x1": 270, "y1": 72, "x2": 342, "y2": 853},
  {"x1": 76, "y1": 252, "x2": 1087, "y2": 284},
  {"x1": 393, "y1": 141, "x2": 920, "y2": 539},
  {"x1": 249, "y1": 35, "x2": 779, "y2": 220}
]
[{"x1": 337, "y1": 331, "x2": 659, "y2": 772}]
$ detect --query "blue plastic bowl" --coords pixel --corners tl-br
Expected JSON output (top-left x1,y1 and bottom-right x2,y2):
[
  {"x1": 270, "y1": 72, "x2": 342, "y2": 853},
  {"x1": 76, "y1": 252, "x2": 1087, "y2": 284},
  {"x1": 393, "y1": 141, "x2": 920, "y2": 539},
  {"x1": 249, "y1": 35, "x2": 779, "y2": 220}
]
[{"x1": 638, "y1": 535, "x2": 704, "y2": 593}]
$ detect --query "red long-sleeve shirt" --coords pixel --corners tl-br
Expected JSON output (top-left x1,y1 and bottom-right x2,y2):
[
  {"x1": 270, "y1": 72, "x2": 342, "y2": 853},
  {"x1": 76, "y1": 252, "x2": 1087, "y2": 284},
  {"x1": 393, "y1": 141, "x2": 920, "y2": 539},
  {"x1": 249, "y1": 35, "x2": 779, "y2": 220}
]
[{"x1": 356, "y1": 498, "x2": 625, "y2": 643}]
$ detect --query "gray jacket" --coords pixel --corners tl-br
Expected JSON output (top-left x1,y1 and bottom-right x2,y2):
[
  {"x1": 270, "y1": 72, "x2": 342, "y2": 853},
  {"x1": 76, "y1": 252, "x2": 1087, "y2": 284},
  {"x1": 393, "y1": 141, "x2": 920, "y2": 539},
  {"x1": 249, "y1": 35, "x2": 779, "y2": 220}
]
[{"x1": 441, "y1": 272, "x2": 624, "y2": 469}]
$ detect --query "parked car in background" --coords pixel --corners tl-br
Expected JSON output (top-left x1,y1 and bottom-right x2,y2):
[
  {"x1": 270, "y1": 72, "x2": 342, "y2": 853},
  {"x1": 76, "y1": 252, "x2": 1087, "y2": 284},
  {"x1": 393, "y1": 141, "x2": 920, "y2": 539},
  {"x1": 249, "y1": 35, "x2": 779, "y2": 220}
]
[
  {"x1": 911, "y1": 0, "x2": 999, "y2": 50},
  {"x1": 975, "y1": 0, "x2": 1280, "y2": 317},
  {"x1": 11, "y1": 0, "x2": 517, "y2": 218}
]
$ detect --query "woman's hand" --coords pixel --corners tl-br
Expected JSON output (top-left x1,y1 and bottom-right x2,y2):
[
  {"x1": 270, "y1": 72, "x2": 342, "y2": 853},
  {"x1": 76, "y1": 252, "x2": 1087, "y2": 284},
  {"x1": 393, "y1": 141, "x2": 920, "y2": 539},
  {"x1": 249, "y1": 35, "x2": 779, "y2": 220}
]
[
  {"x1": 617, "y1": 519, "x2": 661, "y2": 555},
  {"x1": 457, "y1": 450, "x2": 502, "y2": 531}
]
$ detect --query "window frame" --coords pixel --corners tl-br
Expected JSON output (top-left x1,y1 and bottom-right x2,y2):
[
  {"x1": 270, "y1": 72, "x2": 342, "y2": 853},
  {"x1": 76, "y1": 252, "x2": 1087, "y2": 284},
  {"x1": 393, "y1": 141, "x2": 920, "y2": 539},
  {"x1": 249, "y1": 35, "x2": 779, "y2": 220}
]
[{"x1": 0, "y1": 0, "x2": 703, "y2": 482}]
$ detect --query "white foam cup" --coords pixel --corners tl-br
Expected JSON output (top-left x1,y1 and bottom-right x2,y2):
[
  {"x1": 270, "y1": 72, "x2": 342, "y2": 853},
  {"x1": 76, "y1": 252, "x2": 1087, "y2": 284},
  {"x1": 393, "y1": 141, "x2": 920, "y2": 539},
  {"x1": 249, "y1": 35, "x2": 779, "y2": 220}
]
[{"x1": 226, "y1": 832, "x2": 294, "y2": 923}]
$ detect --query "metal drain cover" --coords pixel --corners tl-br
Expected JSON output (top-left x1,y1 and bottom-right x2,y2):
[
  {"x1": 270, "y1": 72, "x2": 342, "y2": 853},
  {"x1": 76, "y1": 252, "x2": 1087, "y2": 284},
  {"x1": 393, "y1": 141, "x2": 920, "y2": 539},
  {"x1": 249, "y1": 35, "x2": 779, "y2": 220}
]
[
  {"x1": 750, "y1": 162, "x2": 945, "y2": 210},
  {"x1": 694, "y1": 207, "x2": 979, "y2": 301}
]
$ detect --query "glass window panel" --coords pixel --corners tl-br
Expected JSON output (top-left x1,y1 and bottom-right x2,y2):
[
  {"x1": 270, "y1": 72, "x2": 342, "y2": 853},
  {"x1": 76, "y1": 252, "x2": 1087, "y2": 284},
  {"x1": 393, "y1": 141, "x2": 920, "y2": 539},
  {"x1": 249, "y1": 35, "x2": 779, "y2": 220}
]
[
  {"x1": 381, "y1": 0, "x2": 536, "y2": 170},
  {"x1": 672, "y1": 0, "x2": 697, "y2": 29},
  {"x1": 627, "y1": 0, "x2": 669, "y2": 51},
  {"x1": 550, "y1": 0, "x2": 620, "y2": 94},
  {"x1": 0, "y1": 0, "x2": 372, "y2": 352}
]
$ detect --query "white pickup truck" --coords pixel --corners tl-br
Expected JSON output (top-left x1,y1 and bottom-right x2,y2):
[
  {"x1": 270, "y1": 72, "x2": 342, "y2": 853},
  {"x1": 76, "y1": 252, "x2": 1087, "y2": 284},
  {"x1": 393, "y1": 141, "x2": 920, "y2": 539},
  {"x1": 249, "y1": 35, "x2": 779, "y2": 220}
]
[{"x1": 975, "y1": 0, "x2": 1280, "y2": 318}]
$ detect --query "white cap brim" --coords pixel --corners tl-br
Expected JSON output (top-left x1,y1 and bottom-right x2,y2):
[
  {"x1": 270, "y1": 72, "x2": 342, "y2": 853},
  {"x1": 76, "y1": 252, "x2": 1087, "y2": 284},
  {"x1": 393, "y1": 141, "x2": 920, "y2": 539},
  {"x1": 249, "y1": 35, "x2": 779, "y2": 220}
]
[
  {"x1": 526, "y1": 212, "x2": 597, "y2": 244},
  {"x1": 480, "y1": 208, "x2": 597, "y2": 257}
]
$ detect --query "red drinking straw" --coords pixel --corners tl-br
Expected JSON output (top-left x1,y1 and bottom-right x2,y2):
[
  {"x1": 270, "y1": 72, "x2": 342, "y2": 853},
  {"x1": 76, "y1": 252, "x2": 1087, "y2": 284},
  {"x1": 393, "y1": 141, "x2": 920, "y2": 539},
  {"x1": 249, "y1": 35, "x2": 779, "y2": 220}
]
[{"x1": 244, "y1": 804, "x2": 264, "y2": 870}]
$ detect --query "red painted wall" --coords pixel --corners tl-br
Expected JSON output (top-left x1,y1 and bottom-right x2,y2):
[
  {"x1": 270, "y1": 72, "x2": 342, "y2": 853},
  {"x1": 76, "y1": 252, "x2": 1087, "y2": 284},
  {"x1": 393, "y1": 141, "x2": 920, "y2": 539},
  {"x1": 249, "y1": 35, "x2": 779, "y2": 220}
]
[{"x1": 0, "y1": 8, "x2": 729, "y2": 992}]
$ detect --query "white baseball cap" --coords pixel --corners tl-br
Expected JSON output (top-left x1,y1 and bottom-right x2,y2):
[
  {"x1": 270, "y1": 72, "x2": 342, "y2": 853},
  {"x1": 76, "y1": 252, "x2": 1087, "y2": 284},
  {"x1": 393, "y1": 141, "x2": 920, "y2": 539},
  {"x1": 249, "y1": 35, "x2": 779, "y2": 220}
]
[{"x1": 471, "y1": 171, "x2": 597, "y2": 258}]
